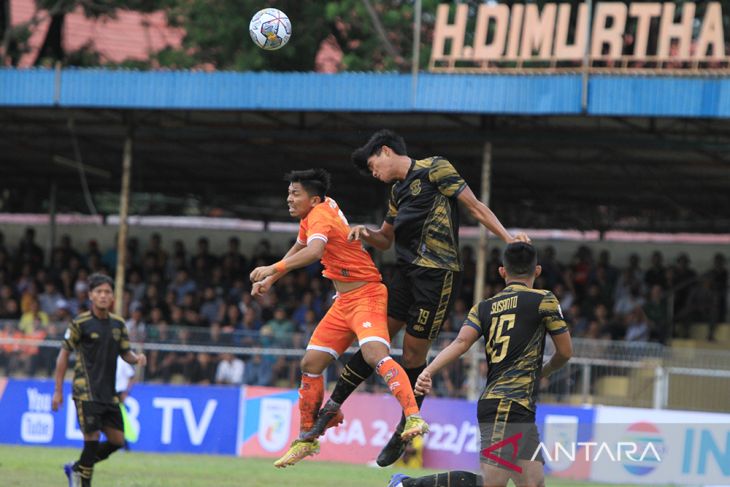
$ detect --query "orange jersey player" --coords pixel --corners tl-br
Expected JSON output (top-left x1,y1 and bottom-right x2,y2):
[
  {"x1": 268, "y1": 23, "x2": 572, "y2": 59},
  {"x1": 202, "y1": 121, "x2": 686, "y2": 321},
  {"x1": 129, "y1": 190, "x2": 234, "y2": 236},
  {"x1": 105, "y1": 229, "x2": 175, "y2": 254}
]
[{"x1": 250, "y1": 168, "x2": 429, "y2": 469}]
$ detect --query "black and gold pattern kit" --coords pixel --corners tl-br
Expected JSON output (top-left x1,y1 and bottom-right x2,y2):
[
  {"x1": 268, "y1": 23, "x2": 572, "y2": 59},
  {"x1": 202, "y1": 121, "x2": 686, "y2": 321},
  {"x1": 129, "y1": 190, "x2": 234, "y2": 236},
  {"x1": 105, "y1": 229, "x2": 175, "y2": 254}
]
[
  {"x1": 385, "y1": 157, "x2": 467, "y2": 272},
  {"x1": 464, "y1": 283, "x2": 568, "y2": 412},
  {"x1": 62, "y1": 311, "x2": 131, "y2": 404}
]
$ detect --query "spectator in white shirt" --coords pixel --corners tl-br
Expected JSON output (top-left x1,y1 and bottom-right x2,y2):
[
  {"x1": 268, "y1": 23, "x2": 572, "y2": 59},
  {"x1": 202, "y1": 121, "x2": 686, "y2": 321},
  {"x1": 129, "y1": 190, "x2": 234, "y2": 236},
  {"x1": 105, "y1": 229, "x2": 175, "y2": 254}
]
[{"x1": 215, "y1": 353, "x2": 244, "y2": 385}]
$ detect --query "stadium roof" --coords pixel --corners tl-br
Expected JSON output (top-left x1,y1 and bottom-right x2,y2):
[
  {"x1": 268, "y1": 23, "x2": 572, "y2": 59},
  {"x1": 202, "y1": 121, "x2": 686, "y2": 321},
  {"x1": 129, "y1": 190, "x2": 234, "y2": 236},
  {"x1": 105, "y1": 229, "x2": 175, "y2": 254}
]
[
  {"x1": 1, "y1": 68, "x2": 729, "y2": 232},
  {"x1": 4, "y1": 69, "x2": 730, "y2": 116}
]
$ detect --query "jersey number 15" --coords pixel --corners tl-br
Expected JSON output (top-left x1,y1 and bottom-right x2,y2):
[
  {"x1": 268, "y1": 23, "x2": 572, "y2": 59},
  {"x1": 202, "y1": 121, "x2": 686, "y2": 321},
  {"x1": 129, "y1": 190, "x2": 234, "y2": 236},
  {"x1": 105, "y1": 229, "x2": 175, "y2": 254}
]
[{"x1": 487, "y1": 314, "x2": 515, "y2": 363}]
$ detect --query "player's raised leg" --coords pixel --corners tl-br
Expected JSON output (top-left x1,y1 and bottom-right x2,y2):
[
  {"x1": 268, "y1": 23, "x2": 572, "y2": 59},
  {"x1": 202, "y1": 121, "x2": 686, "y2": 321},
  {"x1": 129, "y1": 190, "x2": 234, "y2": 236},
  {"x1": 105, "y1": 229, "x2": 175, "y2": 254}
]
[
  {"x1": 377, "y1": 330, "x2": 431, "y2": 466},
  {"x1": 306, "y1": 316, "x2": 403, "y2": 440},
  {"x1": 275, "y1": 301, "x2": 354, "y2": 468},
  {"x1": 354, "y1": 283, "x2": 428, "y2": 440},
  {"x1": 273, "y1": 349, "x2": 333, "y2": 468}
]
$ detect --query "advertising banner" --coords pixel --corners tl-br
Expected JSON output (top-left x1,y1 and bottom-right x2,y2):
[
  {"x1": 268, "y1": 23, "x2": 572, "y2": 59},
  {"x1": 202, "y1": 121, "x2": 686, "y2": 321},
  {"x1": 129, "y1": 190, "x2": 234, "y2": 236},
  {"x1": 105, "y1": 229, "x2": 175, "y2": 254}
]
[
  {"x1": 4, "y1": 377, "x2": 729, "y2": 486},
  {"x1": 536, "y1": 404, "x2": 597, "y2": 481},
  {"x1": 238, "y1": 387, "x2": 595, "y2": 471},
  {"x1": 0, "y1": 379, "x2": 239, "y2": 455},
  {"x1": 589, "y1": 406, "x2": 730, "y2": 486},
  {"x1": 239, "y1": 386, "x2": 404, "y2": 464}
]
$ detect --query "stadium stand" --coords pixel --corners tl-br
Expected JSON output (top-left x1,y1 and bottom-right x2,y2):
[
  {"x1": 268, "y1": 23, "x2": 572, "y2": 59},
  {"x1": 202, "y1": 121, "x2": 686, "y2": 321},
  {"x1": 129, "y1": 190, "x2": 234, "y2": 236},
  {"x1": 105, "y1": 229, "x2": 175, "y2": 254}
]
[{"x1": 0, "y1": 227, "x2": 727, "y2": 406}]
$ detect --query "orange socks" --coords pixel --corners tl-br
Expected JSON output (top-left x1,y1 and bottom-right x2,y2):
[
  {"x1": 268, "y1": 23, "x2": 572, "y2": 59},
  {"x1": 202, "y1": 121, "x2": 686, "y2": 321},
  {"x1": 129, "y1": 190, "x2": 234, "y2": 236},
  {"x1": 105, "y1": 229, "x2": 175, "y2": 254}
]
[
  {"x1": 376, "y1": 357, "x2": 419, "y2": 417},
  {"x1": 298, "y1": 373, "x2": 324, "y2": 434}
]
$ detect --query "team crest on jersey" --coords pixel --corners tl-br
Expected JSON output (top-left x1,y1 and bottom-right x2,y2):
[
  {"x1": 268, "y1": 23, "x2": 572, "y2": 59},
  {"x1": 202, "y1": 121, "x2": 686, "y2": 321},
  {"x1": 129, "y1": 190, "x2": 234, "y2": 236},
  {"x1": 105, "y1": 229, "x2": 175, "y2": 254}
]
[
  {"x1": 112, "y1": 328, "x2": 121, "y2": 341},
  {"x1": 90, "y1": 332, "x2": 99, "y2": 339},
  {"x1": 410, "y1": 180, "x2": 421, "y2": 195}
]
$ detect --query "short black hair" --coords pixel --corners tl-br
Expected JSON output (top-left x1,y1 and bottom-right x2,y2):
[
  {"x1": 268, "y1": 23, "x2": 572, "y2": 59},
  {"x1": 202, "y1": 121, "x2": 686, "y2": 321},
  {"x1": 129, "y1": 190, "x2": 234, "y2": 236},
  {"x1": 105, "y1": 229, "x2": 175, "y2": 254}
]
[
  {"x1": 502, "y1": 242, "x2": 538, "y2": 278},
  {"x1": 351, "y1": 129, "x2": 407, "y2": 174},
  {"x1": 88, "y1": 273, "x2": 114, "y2": 291},
  {"x1": 284, "y1": 168, "x2": 331, "y2": 200}
]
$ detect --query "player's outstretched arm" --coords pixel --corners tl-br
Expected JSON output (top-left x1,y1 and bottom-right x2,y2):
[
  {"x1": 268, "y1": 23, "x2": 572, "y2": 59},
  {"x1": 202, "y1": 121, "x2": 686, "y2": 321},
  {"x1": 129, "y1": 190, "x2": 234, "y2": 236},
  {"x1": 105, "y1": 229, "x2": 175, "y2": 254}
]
[
  {"x1": 541, "y1": 331, "x2": 573, "y2": 378},
  {"x1": 457, "y1": 186, "x2": 530, "y2": 244},
  {"x1": 250, "y1": 239, "x2": 325, "y2": 283},
  {"x1": 415, "y1": 325, "x2": 480, "y2": 395},
  {"x1": 348, "y1": 221, "x2": 394, "y2": 250},
  {"x1": 52, "y1": 348, "x2": 70, "y2": 411}
]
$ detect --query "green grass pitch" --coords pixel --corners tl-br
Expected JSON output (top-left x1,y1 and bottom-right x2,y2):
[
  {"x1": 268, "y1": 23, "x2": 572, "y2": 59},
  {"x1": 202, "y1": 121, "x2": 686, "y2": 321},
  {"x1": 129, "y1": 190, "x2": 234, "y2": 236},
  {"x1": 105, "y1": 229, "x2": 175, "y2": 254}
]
[{"x1": 0, "y1": 445, "x2": 665, "y2": 486}]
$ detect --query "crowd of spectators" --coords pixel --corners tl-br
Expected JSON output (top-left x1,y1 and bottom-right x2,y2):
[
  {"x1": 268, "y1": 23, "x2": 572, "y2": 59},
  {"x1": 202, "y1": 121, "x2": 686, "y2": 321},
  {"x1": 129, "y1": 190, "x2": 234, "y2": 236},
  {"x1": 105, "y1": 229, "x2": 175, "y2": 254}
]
[{"x1": 0, "y1": 227, "x2": 727, "y2": 398}]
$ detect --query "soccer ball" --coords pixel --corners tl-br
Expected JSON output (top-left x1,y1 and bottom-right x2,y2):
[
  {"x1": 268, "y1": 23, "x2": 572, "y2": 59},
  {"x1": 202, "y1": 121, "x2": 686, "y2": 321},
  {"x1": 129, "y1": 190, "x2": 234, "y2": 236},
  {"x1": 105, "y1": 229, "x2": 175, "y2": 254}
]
[{"x1": 249, "y1": 8, "x2": 291, "y2": 51}]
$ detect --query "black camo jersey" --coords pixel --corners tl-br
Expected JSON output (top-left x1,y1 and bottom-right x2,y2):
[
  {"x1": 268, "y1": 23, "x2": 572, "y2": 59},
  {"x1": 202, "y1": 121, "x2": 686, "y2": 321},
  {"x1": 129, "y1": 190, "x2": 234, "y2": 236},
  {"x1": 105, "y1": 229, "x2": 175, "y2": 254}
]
[
  {"x1": 464, "y1": 283, "x2": 568, "y2": 411},
  {"x1": 384, "y1": 157, "x2": 467, "y2": 271},
  {"x1": 62, "y1": 311, "x2": 130, "y2": 403}
]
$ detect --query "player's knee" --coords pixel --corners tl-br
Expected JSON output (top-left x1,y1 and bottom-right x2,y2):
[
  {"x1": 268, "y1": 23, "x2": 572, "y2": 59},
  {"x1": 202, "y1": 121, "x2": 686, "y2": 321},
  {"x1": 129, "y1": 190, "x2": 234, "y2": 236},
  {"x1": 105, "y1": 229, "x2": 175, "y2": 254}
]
[
  {"x1": 300, "y1": 355, "x2": 319, "y2": 374},
  {"x1": 401, "y1": 344, "x2": 428, "y2": 368},
  {"x1": 300, "y1": 351, "x2": 331, "y2": 375},
  {"x1": 360, "y1": 343, "x2": 388, "y2": 367}
]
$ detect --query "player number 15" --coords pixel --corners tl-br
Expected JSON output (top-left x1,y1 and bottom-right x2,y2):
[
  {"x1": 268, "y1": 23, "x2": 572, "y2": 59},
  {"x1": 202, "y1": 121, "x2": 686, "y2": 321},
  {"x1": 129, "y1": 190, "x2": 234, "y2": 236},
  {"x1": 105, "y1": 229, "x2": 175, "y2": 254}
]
[{"x1": 487, "y1": 314, "x2": 515, "y2": 363}]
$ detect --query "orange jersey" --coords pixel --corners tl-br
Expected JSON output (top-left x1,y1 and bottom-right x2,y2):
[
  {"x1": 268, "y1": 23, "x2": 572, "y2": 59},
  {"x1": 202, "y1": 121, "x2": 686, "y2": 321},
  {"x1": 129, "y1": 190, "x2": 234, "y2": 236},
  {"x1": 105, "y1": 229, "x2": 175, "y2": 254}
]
[{"x1": 298, "y1": 197, "x2": 382, "y2": 283}]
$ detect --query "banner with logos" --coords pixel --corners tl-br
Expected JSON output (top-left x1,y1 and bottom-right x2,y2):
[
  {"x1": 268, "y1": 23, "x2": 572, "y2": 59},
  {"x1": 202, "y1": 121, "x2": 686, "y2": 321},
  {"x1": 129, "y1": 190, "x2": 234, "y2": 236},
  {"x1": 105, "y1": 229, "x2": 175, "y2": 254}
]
[
  {"x1": 588, "y1": 406, "x2": 730, "y2": 485},
  {"x1": 3, "y1": 378, "x2": 729, "y2": 485},
  {"x1": 238, "y1": 386, "x2": 406, "y2": 464},
  {"x1": 237, "y1": 387, "x2": 591, "y2": 471},
  {"x1": 0, "y1": 379, "x2": 240, "y2": 455}
]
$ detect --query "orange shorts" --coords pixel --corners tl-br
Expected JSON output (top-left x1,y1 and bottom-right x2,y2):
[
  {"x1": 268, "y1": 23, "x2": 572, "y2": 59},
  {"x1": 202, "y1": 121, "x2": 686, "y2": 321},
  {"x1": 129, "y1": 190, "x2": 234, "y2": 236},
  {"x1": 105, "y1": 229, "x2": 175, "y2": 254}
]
[{"x1": 307, "y1": 282, "x2": 390, "y2": 358}]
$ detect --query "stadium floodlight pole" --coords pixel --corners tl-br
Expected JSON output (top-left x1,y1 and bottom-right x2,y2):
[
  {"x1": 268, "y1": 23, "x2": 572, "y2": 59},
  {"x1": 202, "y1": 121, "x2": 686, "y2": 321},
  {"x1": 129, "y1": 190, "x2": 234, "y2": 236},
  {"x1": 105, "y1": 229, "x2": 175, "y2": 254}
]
[
  {"x1": 114, "y1": 120, "x2": 134, "y2": 316},
  {"x1": 411, "y1": 0, "x2": 422, "y2": 102},
  {"x1": 468, "y1": 141, "x2": 492, "y2": 400}
]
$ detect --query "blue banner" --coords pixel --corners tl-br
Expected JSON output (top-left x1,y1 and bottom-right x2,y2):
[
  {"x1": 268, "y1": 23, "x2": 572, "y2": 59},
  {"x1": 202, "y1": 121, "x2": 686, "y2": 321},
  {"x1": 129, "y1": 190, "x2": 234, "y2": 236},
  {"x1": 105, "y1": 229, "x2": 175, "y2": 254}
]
[{"x1": 0, "y1": 379, "x2": 240, "y2": 455}]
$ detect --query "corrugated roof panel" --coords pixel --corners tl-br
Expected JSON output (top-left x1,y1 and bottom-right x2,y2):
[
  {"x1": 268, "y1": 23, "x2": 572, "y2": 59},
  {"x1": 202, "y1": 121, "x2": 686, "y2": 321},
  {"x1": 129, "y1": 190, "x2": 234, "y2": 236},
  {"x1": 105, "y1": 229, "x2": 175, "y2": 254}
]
[
  {"x1": 2, "y1": 68, "x2": 730, "y2": 118},
  {"x1": 59, "y1": 70, "x2": 411, "y2": 111},
  {"x1": 0, "y1": 68, "x2": 56, "y2": 106},
  {"x1": 589, "y1": 76, "x2": 730, "y2": 117},
  {"x1": 416, "y1": 74, "x2": 583, "y2": 114}
]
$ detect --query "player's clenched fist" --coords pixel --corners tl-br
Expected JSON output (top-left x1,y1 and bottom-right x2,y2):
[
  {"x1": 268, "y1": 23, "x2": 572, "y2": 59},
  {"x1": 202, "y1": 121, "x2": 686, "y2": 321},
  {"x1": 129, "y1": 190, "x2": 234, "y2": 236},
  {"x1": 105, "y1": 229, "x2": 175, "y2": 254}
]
[
  {"x1": 347, "y1": 225, "x2": 370, "y2": 241},
  {"x1": 251, "y1": 278, "x2": 272, "y2": 296},
  {"x1": 414, "y1": 369, "x2": 432, "y2": 396},
  {"x1": 250, "y1": 265, "x2": 276, "y2": 283}
]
